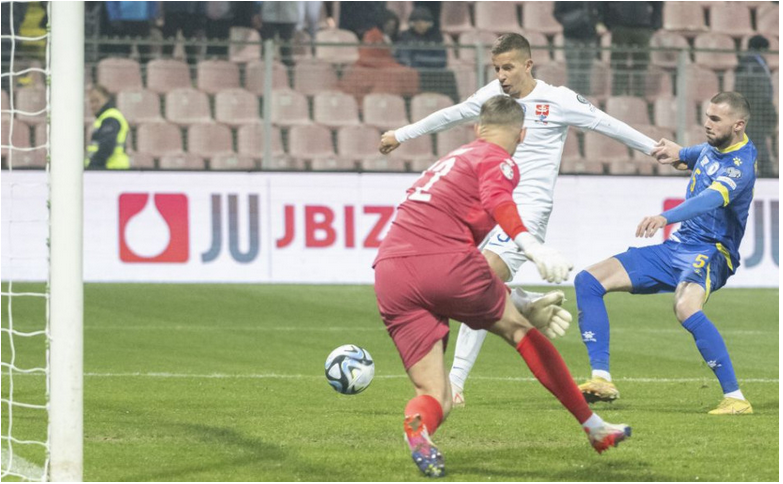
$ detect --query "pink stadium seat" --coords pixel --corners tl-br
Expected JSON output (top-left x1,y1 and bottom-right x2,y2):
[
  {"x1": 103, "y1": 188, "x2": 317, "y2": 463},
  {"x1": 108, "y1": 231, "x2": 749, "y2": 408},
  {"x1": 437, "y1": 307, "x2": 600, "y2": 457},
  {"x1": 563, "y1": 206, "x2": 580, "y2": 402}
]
[
  {"x1": 560, "y1": 158, "x2": 604, "y2": 175},
  {"x1": 411, "y1": 93, "x2": 454, "y2": 122},
  {"x1": 96, "y1": 58, "x2": 142, "y2": 94},
  {"x1": 457, "y1": 30, "x2": 497, "y2": 65},
  {"x1": 129, "y1": 153, "x2": 155, "y2": 169},
  {"x1": 337, "y1": 125, "x2": 382, "y2": 160},
  {"x1": 1, "y1": 117, "x2": 45, "y2": 168},
  {"x1": 245, "y1": 60, "x2": 290, "y2": 96},
  {"x1": 562, "y1": 129, "x2": 582, "y2": 163},
  {"x1": 583, "y1": 132, "x2": 633, "y2": 164},
  {"x1": 293, "y1": 61, "x2": 339, "y2": 96},
  {"x1": 362, "y1": 93, "x2": 408, "y2": 130},
  {"x1": 228, "y1": 27, "x2": 261, "y2": 63},
  {"x1": 709, "y1": 3, "x2": 753, "y2": 38},
  {"x1": 694, "y1": 33, "x2": 738, "y2": 71},
  {"x1": 33, "y1": 122, "x2": 46, "y2": 148},
  {"x1": 588, "y1": 61, "x2": 612, "y2": 101},
  {"x1": 237, "y1": 124, "x2": 285, "y2": 158},
  {"x1": 657, "y1": 162, "x2": 689, "y2": 176},
  {"x1": 215, "y1": 88, "x2": 259, "y2": 126},
  {"x1": 452, "y1": 64, "x2": 478, "y2": 101},
  {"x1": 187, "y1": 123, "x2": 233, "y2": 159},
  {"x1": 1, "y1": 117, "x2": 30, "y2": 156},
  {"x1": 165, "y1": 88, "x2": 212, "y2": 125},
  {"x1": 740, "y1": 35, "x2": 779, "y2": 71},
  {"x1": 315, "y1": 29, "x2": 360, "y2": 64},
  {"x1": 522, "y1": 2, "x2": 562, "y2": 36},
  {"x1": 650, "y1": 31, "x2": 690, "y2": 70},
  {"x1": 362, "y1": 157, "x2": 408, "y2": 172},
  {"x1": 534, "y1": 62, "x2": 567, "y2": 87},
  {"x1": 757, "y1": 4, "x2": 779, "y2": 37},
  {"x1": 116, "y1": 89, "x2": 162, "y2": 125},
  {"x1": 435, "y1": 124, "x2": 474, "y2": 157},
  {"x1": 14, "y1": 88, "x2": 46, "y2": 125},
  {"x1": 270, "y1": 89, "x2": 311, "y2": 126},
  {"x1": 653, "y1": 96, "x2": 698, "y2": 130},
  {"x1": 159, "y1": 153, "x2": 206, "y2": 170},
  {"x1": 291, "y1": 30, "x2": 313, "y2": 62},
  {"x1": 1, "y1": 90, "x2": 9, "y2": 113},
  {"x1": 643, "y1": 67, "x2": 674, "y2": 102},
  {"x1": 196, "y1": 60, "x2": 241, "y2": 95},
  {"x1": 474, "y1": 2, "x2": 520, "y2": 33},
  {"x1": 685, "y1": 65, "x2": 720, "y2": 103},
  {"x1": 310, "y1": 157, "x2": 359, "y2": 171},
  {"x1": 442, "y1": 34, "x2": 462, "y2": 67},
  {"x1": 313, "y1": 91, "x2": 360, "y2": 128},
  {"x1": 440, "y1": 2, "x2": 474, "y2": 36},
  {"x1": 136, "y1": 122, "x2": 184, "y2": 156},
  {"x1": 524, "y1": 31, "x2": 552, "y2": 66},
  {"x1": 146, "y1": 59, "x2": 191, "y2": 94},
  {"x1": 605, "y1": 96, "x2": 650, "y2": 126},
  {"x1": 210, "y1": 153, "x2": 257, "y2": 170},
  {"x1": 288, "y1": 124, "x2": 336, "y2": 165},
  {"x1": 389, "y1": 134, "x2": 433, "y2": 164},
  {"x1": 685, "y1": 124, "x2": 707, "y2": 146},
  {"x1": 632, "y1": 125, "x2": 675, "y2": 149},
  {"x1": 663, "y1": 2, "x2": 707, "y2": 36}
]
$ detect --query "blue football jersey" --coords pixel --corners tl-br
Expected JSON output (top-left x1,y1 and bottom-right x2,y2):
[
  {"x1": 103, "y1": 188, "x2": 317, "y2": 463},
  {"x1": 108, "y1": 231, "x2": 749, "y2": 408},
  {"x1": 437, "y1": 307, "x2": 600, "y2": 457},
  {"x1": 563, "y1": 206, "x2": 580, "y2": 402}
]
[{"x1": 672, "y1": 134, "x2": 757, "y2": 272}]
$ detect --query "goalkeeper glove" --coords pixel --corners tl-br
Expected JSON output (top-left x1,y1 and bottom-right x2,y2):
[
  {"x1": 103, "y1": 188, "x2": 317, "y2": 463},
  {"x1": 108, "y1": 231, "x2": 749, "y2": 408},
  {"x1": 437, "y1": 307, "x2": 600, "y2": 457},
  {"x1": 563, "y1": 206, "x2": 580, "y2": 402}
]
[
  {"x1": 519, "y1": 290, "x2": 572, "y2": 339},
  {"x1": 513, "y1": 232, "x2": 574, "y2": 284}
]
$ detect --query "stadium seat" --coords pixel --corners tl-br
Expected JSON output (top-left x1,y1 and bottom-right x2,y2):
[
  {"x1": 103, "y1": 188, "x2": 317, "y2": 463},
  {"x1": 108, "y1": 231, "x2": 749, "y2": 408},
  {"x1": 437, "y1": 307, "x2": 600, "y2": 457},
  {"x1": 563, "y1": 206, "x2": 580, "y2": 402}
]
[
  {"x1": 442, "y1": 34, "x2": 462, "y2": 67},
  {"x1": 362, "y1": 93, "x2": 408, "y2": 130},
  {"x1": 559, "y1": 158, "x2": 604, "y2": 175},
  {"x1": 136, "y1": 122, "x2": 184, "y2": 156},
  {"x1": 583, "y1": 131, "x2": 633, "y2": 165},
  {"x1": 96, "y1": 58, "x2": 142, "y2": 94},
  {"x1": 310, "y1": 157, "x2": 359, "y2": 171},
  {"x1": 663, "y1": 2, "x2": 707, "y2": 36},
  {"x1": 440, "y1": 2, "x2": 474, "y2": 36},
  {"x1": 474, "y1": 2, "x2": 520, "y2": 33},
  {"x1": 215, "y1": 88, "x2": 259, "y2": 126},
  {"x1": 436, "y1": 124, "x2": 474, "y2": 158},
  {"x1": 146, "y1": 59, "x2": 191, "y2": 94},
  {"x1": 228, "y1": 27, "x2": 261, "y2": 63},
  {"x1": 315, "y1": 29, "x2": 360, "y2": 64},
  {"x1": 245, "y1": 60, "x2": 290, "y2": 96},
  {"x1": 452, "y1": 64, "x2": 478, "y2": 101},
  {"x1": 756, "y1": 3, "x2": 779, "y2": 38},
  {"x1": 1, "y1": 116, "x2": 30, "y2": 156},
  {"x1": 116, "y1": 89, "x2": 163, "y2": 125},
  {"x1": 210, "y1": 153, "x2": 257, "y2": 170},
  {"x1": 740, "y1": 35, "x2": 779, "y2": 71},
  {"x1": 1, "y1": 90, "x2": 8, "y2": 113},
  {"x1": 288, "y1": 124, "x2": 336, "y2": 165},
  {"x1": 653, "y1": 96, "x2": 698, "y2": 130},
  {"x1": 165, "y1": 88, "x2": 212, "y2": 125},
  {"x1": 269, "y1": 88, "x2": 311, "y2": 126},
  {"x1": 457, "y1": 30, "x2": 497, "y2": 65},
  {"x1": 521, "y1": 2, "x2": 562, "y2": 36},
  {"x1": 293, "y1": 60, "x2": 339, "y2": 96},
  {"x1": 650, "y1": 31, "x2": 690, "y2": 70},
  {"x1": 588, "y1": 60, "x2": 612, "y2": 101},
  {"x1": 337, "y1": 125, "x2": 382, "y2": 161},
  {"x1": 196, "y1": 59, "x2": 241, "y2": 95},
  {"x1": 411, "y1": 93, "x2": 454, "y2": 122},
  {"x1": 685, "y1": 124, "x2": 706, "y2": 146},
  {"x1": 339, "y1": 65, "x2": 420, "y2": 104},
  {"x1": 14, "y1": 88, "x2": 46, "y2": 125},
  {"x1": 693, "y1": 33, "x2": 738, "y2": 71},
  {"x1": 1, "y1": 117, "x2": 44, "y2": 168},
  {"x1": 644, "y1": 67, "x2": 675, "y2": 102},
  {"x1": 187, "y1": 123, "x2": 234, "y2": 161},
  {"x1": 605, "y1": 96, "x2": 650, "y2": 126},
  {"x1": 32, "y1": 122, "x2": 46, "y2": 147},
  {"x1": 237, "y1": 124, "x2": 284, "y2": 157},
  {"x1": 159, "y1": 153, "x2": 206, "y2": 170},
  {"x1": 363, "y1": 157, "x2": 408, "y2": 172},
  {"x1": 524, "y1": 31, "x2": 552, "y2": 66},
  {"x1": 313, "y1": 91, "x2": 360, "y2": 128},
  {"x1": 128, "y1": 152, "x2": 155, "y2": 169},
  {"x1": 534, "y1": 62, "x2": 567, "y2": 88},
  {"x1": 657, "y1": 162, "x2": 689, "y2": 176},
  {"x1": 562, "y1": 128, "x2": 582, "y2": 163},
  {"x1": 709, "y1": 3, "x2": 753, "y2": 38},
  {"x1": 389, "y1": 134, "x2": 433, "y2": 164},
  {"x1": 684, "y1": 65, "x2": 720, "y2": 103}
]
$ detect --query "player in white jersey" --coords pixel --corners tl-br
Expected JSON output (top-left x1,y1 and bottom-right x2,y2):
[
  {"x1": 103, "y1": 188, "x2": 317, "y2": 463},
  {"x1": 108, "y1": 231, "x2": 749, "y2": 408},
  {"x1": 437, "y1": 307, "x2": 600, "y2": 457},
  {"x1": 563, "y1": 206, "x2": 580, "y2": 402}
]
[{"x1": 379, "y1": 33, "x2": 659, "y2": 406}]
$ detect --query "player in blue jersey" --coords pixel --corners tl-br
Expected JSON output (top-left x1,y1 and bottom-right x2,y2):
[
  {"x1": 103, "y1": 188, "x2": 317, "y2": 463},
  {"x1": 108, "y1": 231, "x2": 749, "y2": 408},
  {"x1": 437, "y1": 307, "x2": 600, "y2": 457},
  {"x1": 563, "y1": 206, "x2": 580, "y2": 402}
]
[{"x1": 575, "y1": 92, "x2": 756, "y2": 415}]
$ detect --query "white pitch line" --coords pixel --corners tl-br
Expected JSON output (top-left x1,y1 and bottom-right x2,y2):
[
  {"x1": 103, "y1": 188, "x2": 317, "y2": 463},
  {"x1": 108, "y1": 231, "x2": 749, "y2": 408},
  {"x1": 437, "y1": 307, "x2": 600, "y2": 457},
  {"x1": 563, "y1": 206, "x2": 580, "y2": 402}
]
[{"x1": 1, "y1": 449, "x2": 45, "y2": 482}]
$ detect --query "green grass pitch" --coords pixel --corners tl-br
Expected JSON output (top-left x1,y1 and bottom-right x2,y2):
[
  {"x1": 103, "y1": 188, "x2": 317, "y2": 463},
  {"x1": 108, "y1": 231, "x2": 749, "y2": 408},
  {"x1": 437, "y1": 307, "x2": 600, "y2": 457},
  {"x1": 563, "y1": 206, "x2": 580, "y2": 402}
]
[{"x1": 2, "y1": 283, "x2": 779, "y2": 481}]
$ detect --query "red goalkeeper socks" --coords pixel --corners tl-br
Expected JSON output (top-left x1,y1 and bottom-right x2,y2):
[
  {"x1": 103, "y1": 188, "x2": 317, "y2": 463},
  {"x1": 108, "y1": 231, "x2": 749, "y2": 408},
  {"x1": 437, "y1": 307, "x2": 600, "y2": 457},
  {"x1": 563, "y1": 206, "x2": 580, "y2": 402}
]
[{"x1": 404, "y1": 395, "x2": 444, "y2": 436}]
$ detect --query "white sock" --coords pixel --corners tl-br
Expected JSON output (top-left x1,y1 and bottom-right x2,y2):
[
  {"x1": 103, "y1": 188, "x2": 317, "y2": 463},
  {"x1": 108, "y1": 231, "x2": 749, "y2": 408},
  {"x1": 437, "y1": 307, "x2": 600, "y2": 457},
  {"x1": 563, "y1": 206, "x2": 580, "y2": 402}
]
[
  {"x1": 592, "y1": 370, "x2": 612, "y2": 382},
  {"x1": 449, "y1": 324, "x2": 488, "y2": 391},
  {"x1": 581, "y1": 413, "x2": 605, "y2": 431},
  {"x1": 724, "y1": 390, "x2": 745, "y2": 401}
]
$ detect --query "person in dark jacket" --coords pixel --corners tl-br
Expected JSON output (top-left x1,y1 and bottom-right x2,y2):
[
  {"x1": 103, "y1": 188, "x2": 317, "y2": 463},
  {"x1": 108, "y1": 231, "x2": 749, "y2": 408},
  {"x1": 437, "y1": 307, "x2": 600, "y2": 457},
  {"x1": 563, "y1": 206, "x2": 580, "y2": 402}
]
[
  {"x1": 734, "y1": 35, "x2": 777, "y2": 177},
  {"x1": 553, "y1": 2, "x2": 605, "y2": 96},
  {"x1": 601, "y1": 1, "x2": 662, "y2": 97},
  {"x1": 160, "y1": 2, "x2": 204, "y2": 63},
  {"x1": 85, "y1": 85, "x2": 130, "y2": 170}
]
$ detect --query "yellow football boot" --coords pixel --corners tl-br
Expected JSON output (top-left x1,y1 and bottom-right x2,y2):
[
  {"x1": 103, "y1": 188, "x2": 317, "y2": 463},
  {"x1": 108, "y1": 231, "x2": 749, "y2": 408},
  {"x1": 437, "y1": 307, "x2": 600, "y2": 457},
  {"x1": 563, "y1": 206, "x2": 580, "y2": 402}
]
[
  {"x1": 708, "y1": 397, "x2": 753, "y2": 415},
  {"x1": 579, "y1": 377, "x2": 620, "y2": 403}
]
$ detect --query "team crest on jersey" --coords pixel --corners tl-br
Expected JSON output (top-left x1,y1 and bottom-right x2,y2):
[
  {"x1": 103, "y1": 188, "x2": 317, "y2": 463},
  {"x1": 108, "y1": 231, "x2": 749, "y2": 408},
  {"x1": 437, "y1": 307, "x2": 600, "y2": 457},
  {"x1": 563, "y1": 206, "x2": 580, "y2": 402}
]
[
  {"x1": 576, "y1": 93, "x2": 589, "y2": 104},
  {"x1": 500, "y1": 160, "x2": 515, "y2": 180},
  {"x1": 707, "y1": 163, "x2": 720, "y2": 175},
  {"x1": 535, "y1": 104, "x2": 550, "y2": 124},
  {"x1": 726, "y1": 167, "x2": 742, "y2": 179}
]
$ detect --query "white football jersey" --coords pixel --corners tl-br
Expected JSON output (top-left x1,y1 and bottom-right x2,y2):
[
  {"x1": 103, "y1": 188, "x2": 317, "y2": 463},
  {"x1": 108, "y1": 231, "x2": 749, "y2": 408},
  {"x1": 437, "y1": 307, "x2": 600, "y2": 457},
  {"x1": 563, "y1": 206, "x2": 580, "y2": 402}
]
[{"x1": 395, "y1": 79, "x2": 656, "y2": 238}]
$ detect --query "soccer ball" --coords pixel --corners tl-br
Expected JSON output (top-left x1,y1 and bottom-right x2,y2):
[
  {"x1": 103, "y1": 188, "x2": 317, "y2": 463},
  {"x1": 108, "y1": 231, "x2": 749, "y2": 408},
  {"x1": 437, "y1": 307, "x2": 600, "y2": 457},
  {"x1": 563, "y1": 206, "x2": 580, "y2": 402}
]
[{"x1": 324, "y1": 344, "x2": 375, "y2": 394}]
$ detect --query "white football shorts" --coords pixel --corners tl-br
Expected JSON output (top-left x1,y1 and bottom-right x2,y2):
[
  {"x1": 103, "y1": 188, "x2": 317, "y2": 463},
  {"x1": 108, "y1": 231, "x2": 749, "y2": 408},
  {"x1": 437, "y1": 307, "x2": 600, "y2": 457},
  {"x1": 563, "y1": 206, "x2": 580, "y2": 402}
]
[{"x1": 480, "y1": 206, "x2": 550, "y2": 281}]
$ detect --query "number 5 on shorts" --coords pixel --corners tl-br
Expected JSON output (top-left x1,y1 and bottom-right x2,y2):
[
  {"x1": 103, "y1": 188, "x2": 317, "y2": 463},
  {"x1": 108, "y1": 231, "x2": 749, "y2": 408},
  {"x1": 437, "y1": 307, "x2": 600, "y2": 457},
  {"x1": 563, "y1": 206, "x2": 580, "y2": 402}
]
[{"x1": 693, "y1": 254, "x2": 709, "y2": 269}]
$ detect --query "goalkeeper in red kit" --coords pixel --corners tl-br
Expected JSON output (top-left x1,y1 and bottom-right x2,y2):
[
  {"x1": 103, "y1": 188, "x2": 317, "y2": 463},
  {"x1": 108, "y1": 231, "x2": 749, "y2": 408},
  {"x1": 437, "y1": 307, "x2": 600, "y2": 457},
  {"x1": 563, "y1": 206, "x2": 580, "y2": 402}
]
[{"x1": 373, "y1": 96, "x2": 631, "y2": 478}]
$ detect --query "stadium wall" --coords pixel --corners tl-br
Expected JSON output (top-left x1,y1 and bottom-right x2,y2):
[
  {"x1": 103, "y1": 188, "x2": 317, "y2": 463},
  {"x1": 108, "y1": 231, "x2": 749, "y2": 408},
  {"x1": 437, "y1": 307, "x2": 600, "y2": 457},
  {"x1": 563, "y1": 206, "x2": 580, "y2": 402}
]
[{"x1": 2, "y1": 171, "x2": 778, "y2": 287}]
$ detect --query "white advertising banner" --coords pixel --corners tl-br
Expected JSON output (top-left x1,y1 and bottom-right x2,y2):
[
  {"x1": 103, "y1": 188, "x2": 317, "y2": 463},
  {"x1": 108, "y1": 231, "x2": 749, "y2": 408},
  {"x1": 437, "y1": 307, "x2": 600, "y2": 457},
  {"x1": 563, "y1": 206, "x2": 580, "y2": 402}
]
[{"x1": 2, "y1": 171, "x2": 779, "y2": 287}]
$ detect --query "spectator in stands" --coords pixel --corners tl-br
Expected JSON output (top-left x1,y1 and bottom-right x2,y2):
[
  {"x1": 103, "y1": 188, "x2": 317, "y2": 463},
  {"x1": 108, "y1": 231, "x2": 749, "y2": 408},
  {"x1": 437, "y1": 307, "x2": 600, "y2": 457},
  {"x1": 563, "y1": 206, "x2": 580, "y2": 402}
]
[
  {"x1": 396, "y1": 6, "x2": 458, "y2": 102},
  {"x1": 298, "y1": 1, "x2": 325, "y2": 40},
  {"x1": 85, "y1": 84, "x2": 130, "y2": 170},
  {"x1": 734, "y1": 35, "x2": 777, "y2": 177},
  {"x1": 160, "y1": 2, "x2": 204, "y2": 64},
  {"x1": 204, "y1": 2, "x2": 234, "y2": 58},
  {"x1": 414, "y1": 2, "x2": 441, "y2": 32},
  {"x1": 601, "y1": 1, "x2": 662, "y2": 97},
  {"x1": 256, "y1": 1, "x2": 299, "y2": 66},
  {"x1": 554, "y1": 2, "x2": 605, "y2": 96},
  {"x1": 357, "y1": 8, "x2": 401, "y2": 68},
  {"x1": 104, "y1": 1, "x2": 159, "y2": 59},
  {"x1": 325, "y1": 2, "x2": 386, "y2": 39}
]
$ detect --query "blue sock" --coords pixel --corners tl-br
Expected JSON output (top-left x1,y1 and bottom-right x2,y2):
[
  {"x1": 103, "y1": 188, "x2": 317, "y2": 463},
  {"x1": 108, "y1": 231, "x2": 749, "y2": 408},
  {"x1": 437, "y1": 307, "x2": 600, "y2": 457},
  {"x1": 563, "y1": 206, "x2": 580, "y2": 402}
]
[
  {"x1": 575, "y1": 271, "x2": 610, "y2": 372},
  {"x1": 681, "y1": 311, "x2": 739, "y2": 393}
]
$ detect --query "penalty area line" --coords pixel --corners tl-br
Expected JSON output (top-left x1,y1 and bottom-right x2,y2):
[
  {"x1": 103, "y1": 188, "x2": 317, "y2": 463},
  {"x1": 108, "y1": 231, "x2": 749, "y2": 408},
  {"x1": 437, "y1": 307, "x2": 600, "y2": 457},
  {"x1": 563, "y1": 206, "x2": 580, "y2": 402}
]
[{"x1": 1, "y1": 449, "x2": 46, "y2": 482}]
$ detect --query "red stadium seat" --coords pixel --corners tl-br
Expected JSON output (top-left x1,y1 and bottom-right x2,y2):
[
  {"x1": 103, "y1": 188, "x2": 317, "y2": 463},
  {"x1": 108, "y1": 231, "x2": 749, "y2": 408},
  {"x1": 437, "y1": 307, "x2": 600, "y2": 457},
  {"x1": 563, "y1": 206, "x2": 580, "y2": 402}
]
[
  {"x1": 452, "y1": 64, "x2": 478, "y2": 101},
  {"x1": 534, "y1": 62, "x2": 567, "y2": 88},
  {"x1": 337, "y1": 125, "x2": 382, "y2": 161},
  {"x1": 663, "y1": 2, "x2": 708, "y2": 36},
  {"x1": 684, "y1": 65, "x2": 720, "y2": 103},
  {"x1": 315, "y1": 29, "x2": 360, "y2": 64},
  {"x1": 694, "y1": 33, "x2": 738, "y2": 71},
  {"x1": 588, "y1": 61, "x2": 612, "y2": 101},
  {"x1": 435, "y1": 124, "x2": 474, "y2": 158},
  {"x1": 457, "y1": 30, "x2": 497, "y2": 65},
  {"x1": 313, "y1": 91, "x2": 360, "y2": 128},
  {"x1": 96, "y1": 58, "x2": 142, "y2": 94},
  {"x1": 653, "y1": 96, "x2": 698, "y2": 130},
  {"x1": 474, "y1": 2, "x2": 520, "y2": 33},
  {"x1": 757, "y1": 4, "x2": 779, "y2": 38},
  {"x1": 362, "y1": 93, "x2": 408, "y2": 130},
  {"x1": 293, "y1": 60, "x2": 339, "y2": 96},
  {"x1": 187, "y1": 123, "x2": 233, "y2": 160},
  {"x1": 215, "y1": 88, "x2": 259, "y2": 126},
  {"x1": 288, "y1": 124, "x2": 336, "y2": 165},
  {"x1": 14, "y1": 88, "x2": 46, "y2": 125},
  {"x1": 117, "y1": 89, "x2": 162, "y2": 125},
  {"x1": 650, "y1": 31, "x2": 690, "y2": 70},
  {"x1": 643, "y1": 67, "x2": 674, "y2": 104},
  {"x1": 159, "y1": 153, "x2": 206, "y2": 170},
  {"x1": 440, "y1": 2, "x2": 474, "y2": 36},
  {"x1": 237, "y1": 124, "x2": 285, "y2": 158},
  {"x1": 525, "y1": 31, "x2": 552, "y2": 66},
  {"x1": 269, "y1": 88, "x2": 311, "y2": 126},
  {"x1": 196, "y1": 59, "x2": 240, "y2": 95},
  {"x1": 605, "y1": 96, "x2": 650, "y2": 126},
  {"x1": 583, "y1": 131, "x2": 633, "y2": 164},
  {"x1": 411, "y1": 93, "x2": 454, "y2": 122},
  {"x1": 136, "y1": 122, "x2": 184, "y2": 156},
  {"x1": 390, "y1": 134, "x2": 433, "y2": 164},
  {"x1": 685, "y1": 124, "x2": 706, "y2": 146},
  {"x1": 210, "y1": 153, "x2": 257, "y2": 170},
  {"x1": 146, "y1": 59, "x2": 191, "y2": 94},
  {"x1": 245, "y1": 60, "x2": 290, "y2": 96},
  {"x1": 165, "y1": 88, "x2": 212, "y2": 125},
  {"x1": 709, "y1": 3, "x2": 753, "y2": 38},
  {"x1": 522, "y1": 2, "x2": 562, "y2": 36}
]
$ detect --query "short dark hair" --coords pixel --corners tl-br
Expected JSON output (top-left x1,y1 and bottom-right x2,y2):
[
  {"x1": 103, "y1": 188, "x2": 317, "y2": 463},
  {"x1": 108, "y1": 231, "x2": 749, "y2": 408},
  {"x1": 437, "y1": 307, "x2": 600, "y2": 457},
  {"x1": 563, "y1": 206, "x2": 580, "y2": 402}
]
[
  {"x1": 490, "y1": 33, "x2": 531, "y2": 59},
  {"x1": 90, "y1": 84, "x2": 111, "y2": 100},
  {"x1": 710, "y1": 91, "x2": 751, "y2": 121},
  {"x1": 748, "y1": 35, "x2": 770, "y2": 51},
  {"x1": 479, "y1": 95, "x2": 526, "y2": 128}
]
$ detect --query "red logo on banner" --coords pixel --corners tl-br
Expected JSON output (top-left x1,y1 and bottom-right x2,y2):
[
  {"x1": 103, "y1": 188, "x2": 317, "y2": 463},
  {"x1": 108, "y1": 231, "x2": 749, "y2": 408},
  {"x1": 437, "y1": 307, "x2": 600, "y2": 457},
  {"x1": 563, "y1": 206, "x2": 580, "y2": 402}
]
[
  {"x1": 119, "y1": 193, "x2": 189, "y2": 263},
  {"x1": 535, "y1": 104, "x2": 549, "y2": 117},
  {"x1": 662, "y1": 198, "x2": 684, "y2": 240}
]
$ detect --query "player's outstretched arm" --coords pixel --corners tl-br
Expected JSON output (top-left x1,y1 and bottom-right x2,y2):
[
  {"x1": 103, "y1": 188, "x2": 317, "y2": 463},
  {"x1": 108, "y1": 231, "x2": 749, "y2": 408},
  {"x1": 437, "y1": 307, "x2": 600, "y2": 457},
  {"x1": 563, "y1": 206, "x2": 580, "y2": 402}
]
[
  {"x1": 636, "y1": 215, "x2": 668, "y2": 238},
  {"x1": 653, "y1": 138, "x2": 688, "y2": 170},
  {"x1": 379, "y1": 130, "x2": 401, "y2": 154}
]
